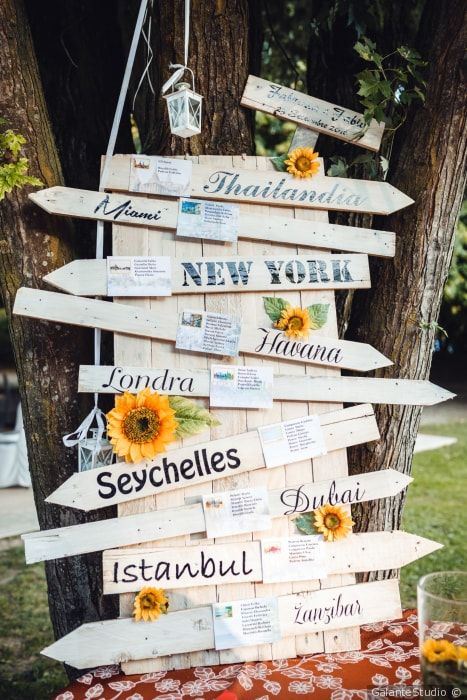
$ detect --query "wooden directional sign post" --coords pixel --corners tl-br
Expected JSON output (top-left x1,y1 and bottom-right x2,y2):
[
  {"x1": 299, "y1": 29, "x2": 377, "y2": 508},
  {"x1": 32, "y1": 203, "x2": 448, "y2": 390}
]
[
  {"x1": 44, "y1": 253, "x2": 372, "y2": 296},
  {"x1": 104, "y1": 155, "x2": 414, "y2": 215},
  {"x1": 241, "y1": 75, "x2": 385, "y2": 151},
  {"x1": 40, "y1": 579, "x2": 402, "y2": 669},
  {"x1": 78, "y1": 364, "x2": 455, "y2": 406},
  {"x1": 30, "y1": 186, "x2": 397, "y2": 257},
  {"x1": 45, "y1": 403, "x2": 380, "y2": 511},
  {"x1": 14, "y1": 287, "x2": 392, "y2": 372},
  {"x1": 102, "y1": 531, "x2": 442, "y2": 594}
]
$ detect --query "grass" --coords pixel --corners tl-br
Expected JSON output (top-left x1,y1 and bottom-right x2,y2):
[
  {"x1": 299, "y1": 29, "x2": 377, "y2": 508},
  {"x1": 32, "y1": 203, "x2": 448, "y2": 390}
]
[
  {"x1": 400, "y1": 421, "x2": 467, "y2": 607},
  {"x1": 0, "y1": 541, "x2": 67, "y2": 700},
  {"x1": 0, "y1": 420, "x2": 464, "y2": 698}
]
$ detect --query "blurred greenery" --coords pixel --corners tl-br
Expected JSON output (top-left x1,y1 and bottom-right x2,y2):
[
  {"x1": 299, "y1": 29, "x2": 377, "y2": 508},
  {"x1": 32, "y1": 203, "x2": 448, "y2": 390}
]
[
  {"x1": 438, "y1": 201, "x2": 467, "y2": 356},
  {"x1": 0, "y1": 541, "x2": 67, "y2": 700},
  {"x1": 0, "y1": 308, "x2": 14, "y2": 367},
  {"x1": 400, "y1": 422, "x2": 467, "y2": 608}
]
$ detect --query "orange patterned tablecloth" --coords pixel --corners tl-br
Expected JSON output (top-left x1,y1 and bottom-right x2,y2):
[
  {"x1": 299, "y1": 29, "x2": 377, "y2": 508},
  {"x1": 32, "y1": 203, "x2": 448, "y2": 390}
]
[{"x1": 54, "y1": 610, "x2": 421, "y2": 700}]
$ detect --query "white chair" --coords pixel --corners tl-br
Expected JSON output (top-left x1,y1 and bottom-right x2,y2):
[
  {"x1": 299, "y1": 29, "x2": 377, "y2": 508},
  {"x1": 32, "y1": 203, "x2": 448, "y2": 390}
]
[{"x1": 0, "y1": 404, "x2": 31, "y2": 488}]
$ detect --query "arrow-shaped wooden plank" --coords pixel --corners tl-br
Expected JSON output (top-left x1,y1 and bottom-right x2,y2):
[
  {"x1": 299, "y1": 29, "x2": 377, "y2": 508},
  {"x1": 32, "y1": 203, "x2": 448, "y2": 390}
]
[
  {"x1": 44, "y1": 253, "x2": 371, "y2": 296},
  {"x1": 13, "y1": 288, "x2": 392, "y2": 372},
  {"x1": 30, "y1": 186, "x2": 396, "y2": 257},
  {"x1": 102, "y1": 531, "x2": 442, "y2": 594},
  {"x1": 24, "y1": 468, "x2": 410, "y2": 562},
  {"x1": 105, "y1": 155, "x2": 413, "y2": 215},
  {"x1": 41, "y1": 579, "x2": 401, "y2": 668},
  {"x1": 241, "y1": 75, "x2": 385, "y2": 152},
  {"x1": 46, "y1": 403, "x2": 379, "y2": 511},
  {"x1": 78, "y1": 364, "x2": 455, "y2": 406}
]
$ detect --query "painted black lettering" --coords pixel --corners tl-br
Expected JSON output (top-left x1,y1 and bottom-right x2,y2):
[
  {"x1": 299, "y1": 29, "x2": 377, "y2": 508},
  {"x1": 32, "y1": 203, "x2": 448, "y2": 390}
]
[{"x1": 97, "y1": 471, "x2": 116, "y2": 500}]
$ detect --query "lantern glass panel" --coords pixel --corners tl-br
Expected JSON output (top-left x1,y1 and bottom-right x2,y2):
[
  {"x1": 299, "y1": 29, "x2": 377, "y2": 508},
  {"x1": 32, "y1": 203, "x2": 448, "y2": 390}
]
[{"x1": 78, "y1": 429, "x2": 114, "y2": 472}]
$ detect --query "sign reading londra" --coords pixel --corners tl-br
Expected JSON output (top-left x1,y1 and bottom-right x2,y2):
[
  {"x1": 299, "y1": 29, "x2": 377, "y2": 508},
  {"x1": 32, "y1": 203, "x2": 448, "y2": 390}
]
[
  {"x1": 241, "y1": 75, "x2": 385, "y2": 151},
  {"x1": 13, "y1": 288, "x2": 392, "y2": 372},
  {"x1": 40, "y1": 580, "x2": 402, "y2": 669},
  {"x1": 30, "y1": 186, "x2": 396, "y2": 257},
  {"x1": 77, "y1": 364, "x2": 455, "y2": 406},
  {"x1": 102, "y1": 531, "x2": 441, "y2": 594},
  {"x1": 104, "y1": 155, "x2": 414, "y2": 215},
  {"x1": 45, "y1": 253, "x2": 371, "y2": 296},
  {"x1": 24, "y1": 469, "x2": 411, "y2": 563},
  {"x1": 46, "y1": 403, "x2": 379, "y2": 511}
]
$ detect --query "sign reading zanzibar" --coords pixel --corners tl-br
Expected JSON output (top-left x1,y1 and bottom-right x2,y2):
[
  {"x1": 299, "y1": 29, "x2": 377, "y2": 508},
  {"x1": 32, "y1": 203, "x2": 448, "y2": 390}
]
[
  {"x1": 40, "y1": 580, "x2": 402, "y2": 668},
  {"x1": 13, "y1": 288, "x2": 392, "y2": 372},
  {"x1": 44, "y1": 253, "x2": 371, "y2": 297},
  {"x1": 241, "y1": 75, "x2": 385, "y2": 151},
  {"x1": 30, "y1": 186, "x2": 397, "y2": 257}
]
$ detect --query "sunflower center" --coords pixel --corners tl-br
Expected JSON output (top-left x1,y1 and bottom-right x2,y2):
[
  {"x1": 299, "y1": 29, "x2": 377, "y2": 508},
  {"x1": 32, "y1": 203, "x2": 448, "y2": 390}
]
[
  {"x1": 123, "y1": 407, "x2": 160, "y2": 443},
  {"x1": 288, "y1": 315, "x2": 304, "y2": 330},
  {"x1": 296, "y1": 155, "x2": 312, "y2": 172},
  {"x1": 323, "y1": 513, "x2": 341, "y2": 530},
  {"x1": 140, "y1": 594, "x2": 157, "y2": 609}
]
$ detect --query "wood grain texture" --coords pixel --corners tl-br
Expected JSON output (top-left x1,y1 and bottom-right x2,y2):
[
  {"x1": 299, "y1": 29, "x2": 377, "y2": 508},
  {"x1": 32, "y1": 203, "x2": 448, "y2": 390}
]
[{"x1": 30, "y1": 185, "x2": 396, "y2": 257}]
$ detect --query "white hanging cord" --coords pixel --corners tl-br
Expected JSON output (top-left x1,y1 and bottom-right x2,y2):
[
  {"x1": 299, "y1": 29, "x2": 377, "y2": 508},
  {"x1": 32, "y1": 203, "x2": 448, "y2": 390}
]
[
  {"x1": 132, "y1": 2, "x2": 155, "y2": 113},
  {"x1": 161, "y1": 0, "x2": 192, "y2": 94},
  {"x1": 184, "y1": 0, "x2": 190, "y2": 68},
  {"x1": 64, "y1": 0, "x2": 150, "y2": 461}
]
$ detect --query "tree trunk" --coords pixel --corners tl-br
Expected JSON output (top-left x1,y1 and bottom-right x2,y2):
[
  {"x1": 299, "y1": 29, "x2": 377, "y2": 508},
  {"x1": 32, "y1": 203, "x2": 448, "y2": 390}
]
[
  {"x1": 0, "y1": 0, "x2": 117, "y2": 677},
  {"x1": 125, "y1": 0, "x2": 261, "y2": 155},
  {"x1": 346, "y1": 0, "x2": 467, "y2": 571}
]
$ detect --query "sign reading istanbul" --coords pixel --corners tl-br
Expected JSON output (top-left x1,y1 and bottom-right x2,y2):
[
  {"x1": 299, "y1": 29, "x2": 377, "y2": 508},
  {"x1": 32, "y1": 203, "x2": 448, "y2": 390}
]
[
  {"x1": 44, "y1": 253, "x2": 371, "y2": 297},
  {"x1": 30, "y1": 186, "x2": 396, "y2": 257},
  {"x1": 105, "y1": 155, "x2": 414, "y2": 215},
  {"x1": 40, "y1": 580, "x2": 402, "y2": 669},
  {"x1": 23, "y1": 471, "x2": 424, "y2": 564},
  {"x1": 102, "y1": 530, "x2": 441, "y2": 594},
  {"x1": 13, "y1": 288, "x2": 392, "y2": 372},
  {"x1": 77, "y1": 364, "x2": 455, "y2": 407},
  {"x1": 45, "y1": 403, "x2": 379, "y2": 511},
  {"x1": 241, "y1": 75, "x2": 385, "y2": 151}
]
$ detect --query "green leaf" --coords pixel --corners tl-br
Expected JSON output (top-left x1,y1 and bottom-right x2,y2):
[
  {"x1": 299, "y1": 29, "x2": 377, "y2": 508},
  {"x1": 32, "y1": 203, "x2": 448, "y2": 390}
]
[
  {"x1": 326, "y1": 156, "x2": 349, "y2": 178},
  {"x1": 270, "y1": 153, "x2": 289, "y2": 172},
  {"x1": 263, "y1": 296, "x2": 289, "y2": 323},
  {"x1": 294, "y1": 514, "x2": 317, "y2": 536},
  {"x1": 168, "y1": 395, "x2": 220, "y2": 438},
  {"x1": 307, "y1": 303, "x2": 330, "y2": 329}
]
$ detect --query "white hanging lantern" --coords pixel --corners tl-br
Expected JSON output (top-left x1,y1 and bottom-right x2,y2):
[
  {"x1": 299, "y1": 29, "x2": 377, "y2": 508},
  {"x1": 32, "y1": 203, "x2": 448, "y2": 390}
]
[
  {"x1": 163, "y1": 71, "x2": 203, "y2": 138},
  {"x1": 78, "y1": 428, "x2": 114, "y2": 472}
]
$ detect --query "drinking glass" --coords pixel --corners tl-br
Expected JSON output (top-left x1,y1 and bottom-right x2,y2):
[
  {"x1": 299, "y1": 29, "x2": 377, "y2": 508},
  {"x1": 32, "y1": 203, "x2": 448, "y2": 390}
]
[{"x1": 418, "y1": 571, "x2": 467, "y2": 692}]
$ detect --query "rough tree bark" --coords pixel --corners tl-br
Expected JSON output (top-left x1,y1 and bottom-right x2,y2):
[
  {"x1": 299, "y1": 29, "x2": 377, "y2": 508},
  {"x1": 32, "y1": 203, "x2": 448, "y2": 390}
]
[
  {"x1": 0, "y1": 0, "x2": 119, "y2": 674},
  {"x1": 346, "y1": 0, "x2": 467, "y2": 568},
  {"x1": 123, "y1": 0, "x2": 262, "y2": 155}
]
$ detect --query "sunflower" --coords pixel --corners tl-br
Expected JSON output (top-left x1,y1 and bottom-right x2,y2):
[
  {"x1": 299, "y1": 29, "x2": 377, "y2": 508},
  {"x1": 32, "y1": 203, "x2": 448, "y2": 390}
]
[
  {"x1": 275, "y1": 306, "x2": 312, "y2": 339},
  {"x1": 421, "y1": 638, "x2": 457, "y2": 664},
  {"x1": 106, "y1": 388, "x2": 178, "y2": 463},
  {"x1": 313, "y1": 504, "x2": 354, "y2": 542},
  {"x1": 133, "y1": 587, "x2": 169, "y2": 622},
  {"x1": 284, "y1": 147, "x2": 320, "y2": 179},
  {"x1": 456, "y1": 645, "x2": 467, "y2": 663}
]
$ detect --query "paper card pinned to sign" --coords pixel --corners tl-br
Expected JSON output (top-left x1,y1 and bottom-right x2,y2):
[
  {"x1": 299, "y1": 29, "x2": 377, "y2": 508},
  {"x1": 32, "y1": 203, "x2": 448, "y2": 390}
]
[
  {"x1": 176, "y1": 198, "x2": 240, "y2": 242},
  {"x1": 107, "y1": 256, "x2": 172, "y2": 297},
  {"x1": 261, "y1": 535, "x2": 328, "y2": 583},
  {"x1": 258, "y1": 414, "x2": 327, "y2": 469},
  {"x1": 209, "y1": 364, "x2": 273, "y2": 409},
  {"x1": 202, "y1": 487, "x2": 272, "y2": 538},
  {"x1": 175, "y1": 309, "x2": 241, "y2": 357},
  {"x1": 129, "y1": 155, "x2": 192, "y2": 197},
  {"x1": 212, "y1": 597, "x2": 281, "y2": 650}
]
